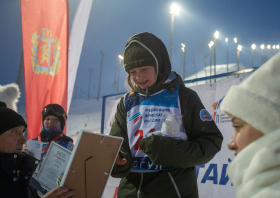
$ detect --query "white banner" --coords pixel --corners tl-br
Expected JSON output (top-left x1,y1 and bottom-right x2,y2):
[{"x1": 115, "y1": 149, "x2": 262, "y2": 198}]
[
  {"x1": 104, "y1": 99, "x2": 120, "y2": 135},
  {"x1": 102, "y1": 77, "x2": 247, "y2": 198},
  {"x1": 190, "y1": 78, "x2": 244, "y2": 198},
  {"x1": 67, "y1": 0, "x2": 93, "y2": 113}
]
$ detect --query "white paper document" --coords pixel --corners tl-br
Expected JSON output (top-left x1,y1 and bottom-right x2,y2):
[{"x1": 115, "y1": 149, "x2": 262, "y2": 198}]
[
  {"x1": 26, "y1": 139, "x2": 48, "y2": 160},
  {"x1": 36, "y1": 141, "x2": 72, "y2": 191}
]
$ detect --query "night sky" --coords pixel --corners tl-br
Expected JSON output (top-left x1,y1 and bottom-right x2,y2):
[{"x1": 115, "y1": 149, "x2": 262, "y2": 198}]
[{"x1": 1, "y1": 0, "x2": 279, "y2": 105}]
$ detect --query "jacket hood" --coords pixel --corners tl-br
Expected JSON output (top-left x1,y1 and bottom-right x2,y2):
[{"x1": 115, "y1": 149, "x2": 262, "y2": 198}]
[{"x1": 123, "y1": 32, "x2": 175, "y2": 95}]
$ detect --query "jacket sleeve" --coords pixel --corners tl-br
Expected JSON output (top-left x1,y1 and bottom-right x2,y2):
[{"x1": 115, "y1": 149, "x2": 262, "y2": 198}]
[
  {"x1": 109, "y1": 97, "x2": 133, "y2": 178},
  {"x1": 139, "y1": 86, "x2": 223, "y2": 168}
]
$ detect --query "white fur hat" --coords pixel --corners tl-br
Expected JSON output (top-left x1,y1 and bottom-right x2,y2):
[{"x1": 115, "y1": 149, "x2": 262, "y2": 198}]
[{"x1": 221, "y1": 52, "x2": 280, "y2": 134}]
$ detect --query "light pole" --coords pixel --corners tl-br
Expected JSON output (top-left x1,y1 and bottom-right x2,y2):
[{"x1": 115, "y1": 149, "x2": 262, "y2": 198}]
[
  {"x1": 251, "y1": 44, "x2": 256, "y2": 67},
  {"x1": 237, "y1": 44, "x2": 242, "y2": 73},
  {"x1": 92, "y1": 85, "x2": 95, "y2": 99},
  {"x1": 169, "y1": 3, "x2": 180, "y2": 63},
  {"x1": 234, "y1": 38, "x2": 238, "y2": 68},
  {"x1": 208, "y1": 41, "x2": 214, "y2": 83},
  {"x1": 213, "y1": 31, "x2": 219, "y2": 82},
  {"x1": 116, "y1": 55, "x2": 123, "y2": 93},
  {"x1": 272, "y1": 45, "x2": 276, "y2": 56},
  {"x1": 87, "y1": 68, "x2": 94, "y2": 100},
  {"x1": 260, "y1": 44, "x2": 265, "y2": 64},
  {"x1": 225, "y1": 38, "x2": 228, "y2": 72},
  {"x1": 181, "y1": 43, "x2": 186, "y2": 79},
  {"x1": 16, "y1": 52, "x2": 24, "y2": 88},
  {"x1": 97, "y1": 51, "x2": 104, "y2": 101},
  {"x1": 113, "y1": 66, "x2": 118, "y2": 93},
  {"x1": 267, "y1": 44, "x2": 271, "y2": 58}
]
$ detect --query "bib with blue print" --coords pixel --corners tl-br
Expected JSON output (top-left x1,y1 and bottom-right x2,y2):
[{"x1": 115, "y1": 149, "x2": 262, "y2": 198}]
[{"x1": 124, "y1": 85, "x2": 185, "y2": 172}]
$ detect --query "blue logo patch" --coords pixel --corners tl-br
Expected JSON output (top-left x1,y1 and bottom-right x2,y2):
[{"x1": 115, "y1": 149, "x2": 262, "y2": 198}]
[
  {"x1": 129, "y1": 112, "x2": 141, "y2": 122},
  {"x1": 200, "y1": 109, "x2": 213, "y2": 121}
]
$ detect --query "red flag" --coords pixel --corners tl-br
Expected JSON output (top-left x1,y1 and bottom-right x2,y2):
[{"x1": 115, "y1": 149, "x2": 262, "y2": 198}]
[{"x1": 21, "y1": 0, "x2": 69, "y2": 139}]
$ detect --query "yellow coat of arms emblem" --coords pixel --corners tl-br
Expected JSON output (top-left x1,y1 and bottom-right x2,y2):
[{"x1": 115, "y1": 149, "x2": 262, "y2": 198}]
[{"x1": 31, "y1": 28, "x2": 61, "y2": 75}]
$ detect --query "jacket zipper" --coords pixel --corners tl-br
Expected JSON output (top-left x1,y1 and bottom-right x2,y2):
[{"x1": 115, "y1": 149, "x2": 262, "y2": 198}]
[
  {"x1": 137, "y1": 173, "x2": 143, "y2": 198},
  {"x1": 168, "y1": 172, "x2": 181, "y2": 198}
]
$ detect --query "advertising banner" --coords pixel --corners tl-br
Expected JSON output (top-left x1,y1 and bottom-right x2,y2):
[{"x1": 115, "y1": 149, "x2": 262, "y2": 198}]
[
  {"x1": 102, "y1": 77, "x2": 248, "y2": 198},
  {"x1": 190, "y1": 78, "x2": 245, "y2": 198},
  {"x1": 21, "y1": 0, "x2": 69, "y2": 138}
]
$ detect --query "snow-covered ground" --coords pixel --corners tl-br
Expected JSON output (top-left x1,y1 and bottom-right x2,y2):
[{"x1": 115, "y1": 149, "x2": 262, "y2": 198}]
[{"x1": 67, "y1": 99, "x2": 102, "y2": 136}]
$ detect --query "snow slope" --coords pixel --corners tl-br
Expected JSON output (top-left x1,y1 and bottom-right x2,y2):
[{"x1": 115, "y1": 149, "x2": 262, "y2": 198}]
[
  {"x1": 67, "y1": 99, "x2": 102, "y2": 136},
  {"x1": 183, "y1": 63, "x2": 249, "y2": 86}
]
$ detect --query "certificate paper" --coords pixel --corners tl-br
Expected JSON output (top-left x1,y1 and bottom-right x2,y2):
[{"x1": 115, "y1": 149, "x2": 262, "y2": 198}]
[
  {"x1": 26, "y1": 139, "x2": 48, "y2": 160},
  {"x1": 37, "y1": 141, "x2": 72, "y2": 191}
]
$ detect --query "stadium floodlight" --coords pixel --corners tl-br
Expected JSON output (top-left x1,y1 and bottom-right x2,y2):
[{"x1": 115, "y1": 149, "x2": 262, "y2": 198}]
[
  {"x1": 170, "y1": 3, "x2": 180, "y2": 15},
  {"x1": 237, "y1": 44, "x2": 242, "y2": 51},
  {"x1": 267, "y1": 45, "x2": 271, "y2": 49}
]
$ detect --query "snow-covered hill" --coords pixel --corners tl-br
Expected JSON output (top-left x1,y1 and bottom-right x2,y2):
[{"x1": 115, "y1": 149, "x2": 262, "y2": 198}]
[
  {"x1": 67, "y1": 99, "x2": 102, "y2": 136},
  {"x1": 184, "y1": 63, "x2": 249, "y2": 86}
]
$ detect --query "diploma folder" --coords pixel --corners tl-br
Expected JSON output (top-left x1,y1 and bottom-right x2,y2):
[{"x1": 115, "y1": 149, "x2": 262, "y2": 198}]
[{"x1": 60, "y1": 130, "x2": 123, "y2": 198}]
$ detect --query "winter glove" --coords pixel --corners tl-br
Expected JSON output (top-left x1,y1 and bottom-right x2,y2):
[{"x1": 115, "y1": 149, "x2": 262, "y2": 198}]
[
  {"x1": 139, "y1": 134, "x2": 183, "y2": 166},
  {"x1": 111, "y1": 147, "x2": 133, "y2": 178}
]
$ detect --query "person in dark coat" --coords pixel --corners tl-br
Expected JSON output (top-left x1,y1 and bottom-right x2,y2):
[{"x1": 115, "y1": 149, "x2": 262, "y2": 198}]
[
  {"x1": 0, "y1": 101, "x2": 75, "y2": 198},
  {"x1": 109, "y1": 32, "x2": 223, "y2": 198}
]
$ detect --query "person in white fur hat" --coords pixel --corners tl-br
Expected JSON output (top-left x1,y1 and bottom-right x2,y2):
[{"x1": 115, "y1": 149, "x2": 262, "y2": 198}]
[{"x1": 220, "y1": 52, "x2": 280, "y2": 198}]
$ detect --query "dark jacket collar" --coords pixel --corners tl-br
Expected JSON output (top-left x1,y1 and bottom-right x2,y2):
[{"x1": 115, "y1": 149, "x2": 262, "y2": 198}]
[{"x1": 0, "y1": 152, "x2": 39, "y2": 185}]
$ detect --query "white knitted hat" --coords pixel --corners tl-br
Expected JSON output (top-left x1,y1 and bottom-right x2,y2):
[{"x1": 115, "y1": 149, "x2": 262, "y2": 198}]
[{"x1": 221, "y1": 52, "x2": 280, "y2": 134}]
